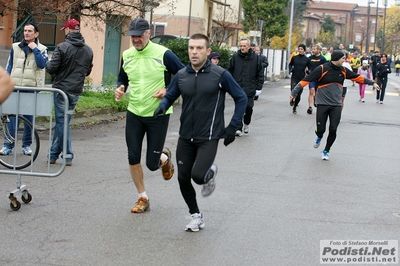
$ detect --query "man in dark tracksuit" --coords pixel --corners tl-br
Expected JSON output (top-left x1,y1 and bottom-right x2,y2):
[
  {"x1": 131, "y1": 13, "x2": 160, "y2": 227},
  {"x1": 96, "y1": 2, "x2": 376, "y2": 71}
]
[
  {"x1": 290, "y1": 50, "x2": 380, "y2": 161},
  {"x1": 228, "y1": 38, "x2": 264, "y2": 136},
  {"x1": 289, "y1": 44, "x2": 311, "y2": 114},
  {"x1": 154, "y1": 34, "x2": 247, "y2": 232}
]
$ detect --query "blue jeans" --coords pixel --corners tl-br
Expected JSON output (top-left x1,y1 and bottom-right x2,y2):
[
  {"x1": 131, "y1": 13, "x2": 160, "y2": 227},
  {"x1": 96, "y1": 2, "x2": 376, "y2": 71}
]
[
  {"x1": 49, "y1": 92, "x2": 79, "y2": 162},
  {"x1": 4, "y1": 115, "x2": 34, "y2": 149},
  {"x1": 4, "y1": 90, "x2": 35, "y2": 149}
]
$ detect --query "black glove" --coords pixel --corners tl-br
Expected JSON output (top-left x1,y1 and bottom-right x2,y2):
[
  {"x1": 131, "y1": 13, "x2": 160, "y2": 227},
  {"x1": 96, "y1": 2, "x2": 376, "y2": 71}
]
[
  {"x1": 224, "y1": 125, "x2": 236, "y2": 146},
  {"x1": 153, "y1": 105, "x2": 166, "y2": 118}
]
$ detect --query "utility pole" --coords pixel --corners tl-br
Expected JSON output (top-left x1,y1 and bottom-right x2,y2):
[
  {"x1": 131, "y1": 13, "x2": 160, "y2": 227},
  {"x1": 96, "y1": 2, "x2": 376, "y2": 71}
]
[
  {"x1": 366, "y1": 1, "x2": 374, "y2": 54},
  {"x1": 381, "y1": 0, "x2": 387, "y2": 53},
  {"x1": 287, "y1": 0, "x2": 294, "y2": 77},
  {"x1": 187, "y1": 0, "x2": 192, "y2": 37},
  {"x1": 374, "y1": 0, "x2": 379, "y2": 52}
]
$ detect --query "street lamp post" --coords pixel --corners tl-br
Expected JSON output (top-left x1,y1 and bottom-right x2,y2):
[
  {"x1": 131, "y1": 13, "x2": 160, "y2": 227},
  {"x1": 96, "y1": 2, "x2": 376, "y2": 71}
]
[
  {"x1": 287, "y1": 0, "x2": 294, "y2": 77},
  {"x1": 381, "y1": 0, "x2": 387, "y2": 53},
  {"x1": 350, "y1": 7, "x2": 360, "y2": 46},
  {"x1": 187, "y1": 0, "x2": 192, "y2": 37},
  {"x1": 341, "y1": 15, "x2": 347, "y2": 47},
  {"x1": 366, "y1": 0, "x2": 375, "y2": 54},
  {"x1": 258, "y1": 19, "x2": 264, "y2": 47},
  {"x1": 374, "y1": 0, "x2": 379, "y2": 52}
]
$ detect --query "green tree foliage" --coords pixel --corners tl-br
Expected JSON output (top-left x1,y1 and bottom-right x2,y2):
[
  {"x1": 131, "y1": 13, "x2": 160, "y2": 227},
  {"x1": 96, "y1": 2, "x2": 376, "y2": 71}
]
[
  {"x1": 316, "y1": 29, "x2": 336, "y2": 48},
  {"x1": 378, "y1": 5, "x2": 400, "y2": 55},
  {"x1": 164, "y1": 38, "x2": 190, "y2": 66},
  {"x1": 321, "y1": 15, "x2": 335, "y2": 33},
  {"x1": 242, "y1": 0, "x2": 289, "y2": 46},
  {"x1": 293, "y1": 0, "x2": 309, "y2": 26},
  {"x1": 271, "y1": 25, "x2": 302, "y2": 50},
  {"x1": 163, "y1": 38, "x2": 234, "y2": 69}
]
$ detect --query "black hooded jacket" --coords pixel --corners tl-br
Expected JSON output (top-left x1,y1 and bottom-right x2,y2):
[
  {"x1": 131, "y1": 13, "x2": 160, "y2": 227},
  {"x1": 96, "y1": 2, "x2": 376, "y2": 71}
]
[
  {"x1": 46, "y1": 32, "x2": 93, "y2": 95},
  {"x1": 227, "y1": 48, "x2": 264, "y2": 97}
]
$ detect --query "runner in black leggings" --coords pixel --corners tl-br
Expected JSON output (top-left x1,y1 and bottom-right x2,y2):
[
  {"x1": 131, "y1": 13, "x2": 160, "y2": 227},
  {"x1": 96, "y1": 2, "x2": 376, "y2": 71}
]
[
  {"x1": 290, "y1": 50, "x2": 380, "y2": 161},
  {"x1": 154, "y1": 34, "x2": 247, "y2": 232},
  {"x1": 314, "y1": 105, "x2": 341, "y2": 154},
  {"x1": 289, "y1": 44, "x2": 311, "y2": 114}
]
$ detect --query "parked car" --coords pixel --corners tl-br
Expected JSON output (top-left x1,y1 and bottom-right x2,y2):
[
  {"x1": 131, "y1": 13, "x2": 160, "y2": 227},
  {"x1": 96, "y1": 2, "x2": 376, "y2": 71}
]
[{"x1": 150, "y1": 35, "x2": 189, "y2": 46}]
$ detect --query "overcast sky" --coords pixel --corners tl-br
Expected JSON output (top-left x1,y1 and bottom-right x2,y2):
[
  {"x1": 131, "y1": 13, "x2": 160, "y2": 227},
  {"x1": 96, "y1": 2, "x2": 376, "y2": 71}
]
[{"x1": 313, "y1": 0, "x2": 396, "y2": 6}]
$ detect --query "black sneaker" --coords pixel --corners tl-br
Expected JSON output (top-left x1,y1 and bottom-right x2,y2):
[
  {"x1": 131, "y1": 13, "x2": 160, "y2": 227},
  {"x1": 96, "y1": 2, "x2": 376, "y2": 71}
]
[
  {"x1": 307, "y1": 107, "x2": 312, "y2": 114},
  {"x1": 292, "y1": 108, "x2": 297, "y2": 114}
]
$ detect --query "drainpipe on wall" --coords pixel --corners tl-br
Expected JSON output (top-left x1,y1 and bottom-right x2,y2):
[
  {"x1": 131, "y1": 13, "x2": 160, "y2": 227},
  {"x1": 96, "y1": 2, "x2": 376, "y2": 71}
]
[{"x1": 188, "y1": 0, "x2": 192, "y2": 37}]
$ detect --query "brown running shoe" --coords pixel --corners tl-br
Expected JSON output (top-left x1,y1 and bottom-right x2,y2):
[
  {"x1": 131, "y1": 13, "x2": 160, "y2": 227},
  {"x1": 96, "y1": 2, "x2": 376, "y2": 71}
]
[
  {"x1": 131, "y1": 196, "x2": 150, "y2": 213},
  {"x1": 161, "y1": 147, "x2": 174, "y2": 180}
]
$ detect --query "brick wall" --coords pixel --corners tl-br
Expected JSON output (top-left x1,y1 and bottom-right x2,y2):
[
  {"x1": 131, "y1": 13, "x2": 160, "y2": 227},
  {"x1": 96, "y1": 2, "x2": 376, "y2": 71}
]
[{"x1": 152, "y1": 15, "x2": 205, "y2": 37}]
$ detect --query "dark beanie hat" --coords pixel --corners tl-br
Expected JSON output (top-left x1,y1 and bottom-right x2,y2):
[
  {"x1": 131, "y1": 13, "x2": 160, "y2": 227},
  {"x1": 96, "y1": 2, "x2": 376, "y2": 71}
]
[
  {"x1": 331, "y1": 50, "x2": 345, "y2": 61},
  {"x1": 208, "y1": 52, "x2": 221, "y2": 60},
  {"x1": 298, "y1": 44, "x2": 306, "y2": 50}
]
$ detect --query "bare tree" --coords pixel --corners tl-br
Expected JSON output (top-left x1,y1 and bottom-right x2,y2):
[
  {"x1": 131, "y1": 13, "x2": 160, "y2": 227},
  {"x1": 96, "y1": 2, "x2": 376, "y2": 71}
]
[
  {"x1": 210, "y1": 4, "x2": 239, "y2": 47},
  {"x1": 0, "y1": 0, "x2": 168, "y2": 33}
]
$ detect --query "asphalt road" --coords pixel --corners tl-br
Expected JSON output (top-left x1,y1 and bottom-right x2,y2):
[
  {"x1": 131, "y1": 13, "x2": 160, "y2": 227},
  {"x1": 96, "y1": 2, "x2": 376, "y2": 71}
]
[{"x1": 0, "y1": 75, "x2": 399, "y2": 265}]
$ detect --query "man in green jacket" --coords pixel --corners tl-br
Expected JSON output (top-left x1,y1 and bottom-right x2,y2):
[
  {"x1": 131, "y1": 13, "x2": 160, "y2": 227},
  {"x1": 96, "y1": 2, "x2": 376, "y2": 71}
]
[{"x1": 115, "y1": 18, "x2": 185, "y2": 214}]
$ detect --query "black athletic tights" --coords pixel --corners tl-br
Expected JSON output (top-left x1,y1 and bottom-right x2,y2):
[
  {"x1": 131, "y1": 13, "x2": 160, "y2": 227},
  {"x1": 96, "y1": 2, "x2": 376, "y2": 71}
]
[
  {"x1": 315, "y1": 105, "x2": 342, "y2": 152},
  {"x1": 176, "y1": 138, "x2": 219, "y2": 214}
]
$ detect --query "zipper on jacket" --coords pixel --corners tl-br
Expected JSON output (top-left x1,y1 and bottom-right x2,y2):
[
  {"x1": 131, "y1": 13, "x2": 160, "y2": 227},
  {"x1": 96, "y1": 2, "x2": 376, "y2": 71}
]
[{"x1": 192, "y1": 71, "x2": 198, "y2": 140}]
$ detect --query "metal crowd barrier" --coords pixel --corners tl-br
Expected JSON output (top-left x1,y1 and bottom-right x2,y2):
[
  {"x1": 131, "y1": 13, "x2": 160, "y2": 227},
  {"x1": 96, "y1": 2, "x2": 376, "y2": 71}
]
[{"x1": 0, "y1": 86, "x2": 70, "y2": 211}]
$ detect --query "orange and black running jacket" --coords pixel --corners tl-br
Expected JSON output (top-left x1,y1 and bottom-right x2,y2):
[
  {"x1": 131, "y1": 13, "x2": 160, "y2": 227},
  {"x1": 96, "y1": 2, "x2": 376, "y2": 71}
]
[{"x1": 291, "y1": 61, "x2": 375, "y2": 106}]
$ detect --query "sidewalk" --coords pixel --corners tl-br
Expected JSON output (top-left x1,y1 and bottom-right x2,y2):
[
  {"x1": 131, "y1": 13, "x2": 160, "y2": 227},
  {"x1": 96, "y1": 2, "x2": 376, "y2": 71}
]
[
  {"x1": 35, "y1": 108, "x2": 127, "y2": 131},
  {"x1": 35, "y1": 74, "x2": 399, "y2": 131}
]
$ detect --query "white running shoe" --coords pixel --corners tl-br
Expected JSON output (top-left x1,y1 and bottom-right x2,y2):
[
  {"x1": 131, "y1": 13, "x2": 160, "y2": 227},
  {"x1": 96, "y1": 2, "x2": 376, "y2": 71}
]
[
  {"x1": 22, "y1": 146, "x2": 32, "y2": 155},
  {"x1": 314, "y1": 136, "x2": 322, "y2": 149},
  {"x1": 185, "y1": 213, "x2": 205, "y2": 232},
  {"x1": 322, "y1": 150, "x2": 329, "y2": 161},
  {"x1": 243, "y1": 124, "x2": 249, "y2": 134}
]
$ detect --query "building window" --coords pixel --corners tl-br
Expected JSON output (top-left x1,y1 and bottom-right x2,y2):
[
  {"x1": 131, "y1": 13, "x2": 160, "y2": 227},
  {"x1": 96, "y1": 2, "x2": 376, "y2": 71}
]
[{"x1": 153, "y1": 23, "x2": 167, "y2": 36}]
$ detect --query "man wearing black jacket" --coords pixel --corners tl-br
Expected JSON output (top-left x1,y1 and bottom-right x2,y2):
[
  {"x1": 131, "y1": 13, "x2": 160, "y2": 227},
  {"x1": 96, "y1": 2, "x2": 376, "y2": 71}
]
[
  {"x1": 289, "y1": 44, "x2": 311, "y2": 114},
  {"x1": 46, "y1": 19, "x2": 93, "y2": 166},
  {"x1": 154, "y1": 33, "x2": 247, "y2": 232},
  {"x1": 228, "y1": 38, "x2": 264, "y2": 136},
  {"x1": 370, "y1": 51, "x2": 381, "y2": 81}
]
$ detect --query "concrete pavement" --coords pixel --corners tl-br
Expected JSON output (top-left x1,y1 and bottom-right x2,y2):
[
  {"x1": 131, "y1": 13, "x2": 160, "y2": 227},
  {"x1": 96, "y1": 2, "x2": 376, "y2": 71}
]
[{"x1": 0, "y1": 74, "x2": 399, "y2": 265}]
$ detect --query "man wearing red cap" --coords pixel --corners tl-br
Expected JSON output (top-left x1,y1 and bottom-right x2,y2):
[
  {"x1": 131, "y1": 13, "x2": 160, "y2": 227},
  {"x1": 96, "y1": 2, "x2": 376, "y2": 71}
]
[{"x1": 46, "y1": 19, "x2": 93, "y2": 166}]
